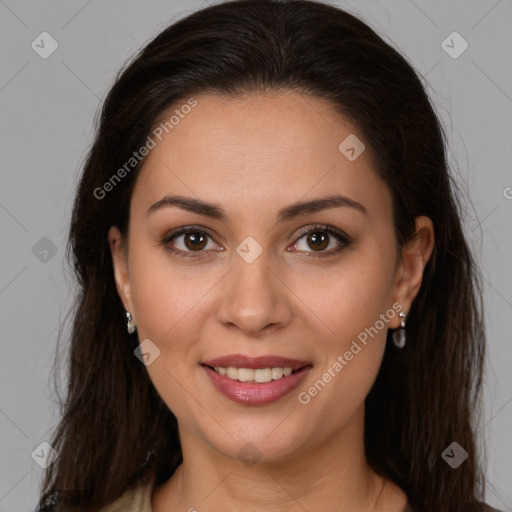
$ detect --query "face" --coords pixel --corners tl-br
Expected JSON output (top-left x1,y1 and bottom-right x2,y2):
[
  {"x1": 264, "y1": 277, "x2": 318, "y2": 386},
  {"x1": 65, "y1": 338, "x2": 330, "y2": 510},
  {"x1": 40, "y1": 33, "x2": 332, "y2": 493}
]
[{"x1": 109, "y1": 91, "x2": 433, "y2": 465}]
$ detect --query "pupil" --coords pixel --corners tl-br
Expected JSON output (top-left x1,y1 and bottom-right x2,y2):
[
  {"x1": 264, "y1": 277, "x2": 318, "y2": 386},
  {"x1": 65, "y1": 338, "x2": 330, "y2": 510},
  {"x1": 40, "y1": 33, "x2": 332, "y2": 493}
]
[
  {"x1": 308, "y1": 231, "x2": 328, "y2": 251},
  {"x1": 185, "y1": 233, "x2": 206, "y2": 251}
]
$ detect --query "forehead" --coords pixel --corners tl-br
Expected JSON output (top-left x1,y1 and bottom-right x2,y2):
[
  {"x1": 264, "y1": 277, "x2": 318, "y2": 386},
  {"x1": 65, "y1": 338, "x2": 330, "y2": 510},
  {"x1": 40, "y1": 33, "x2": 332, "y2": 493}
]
[{"x1": 131, "y1": 92, "x2": 391, "y2": 223}]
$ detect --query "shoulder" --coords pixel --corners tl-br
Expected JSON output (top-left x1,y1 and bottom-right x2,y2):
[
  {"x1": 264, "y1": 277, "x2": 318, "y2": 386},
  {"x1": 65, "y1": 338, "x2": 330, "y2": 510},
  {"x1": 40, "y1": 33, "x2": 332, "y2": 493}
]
[
  {"x1": 34, "y1": 478, "x2": 154, "y2": 512},
  {"x1": 98, "y1": 479, "x2": 154, "y2": 512}
]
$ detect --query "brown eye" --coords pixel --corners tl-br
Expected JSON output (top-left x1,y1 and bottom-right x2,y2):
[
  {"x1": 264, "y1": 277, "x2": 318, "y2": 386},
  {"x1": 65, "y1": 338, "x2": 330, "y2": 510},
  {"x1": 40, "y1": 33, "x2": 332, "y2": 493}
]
[
  {"x1": 305, "y1": 231, "x2": 330, "y2": 251},
  {"x1": 289, "y1": 225, "x2": 352, "y2": 257},
  {"x1": 162, "y1": 227, "x2": 219, "y2": 258},
  {"x1": 182, "y1": 232, "x2": 208, "y2": 251}
]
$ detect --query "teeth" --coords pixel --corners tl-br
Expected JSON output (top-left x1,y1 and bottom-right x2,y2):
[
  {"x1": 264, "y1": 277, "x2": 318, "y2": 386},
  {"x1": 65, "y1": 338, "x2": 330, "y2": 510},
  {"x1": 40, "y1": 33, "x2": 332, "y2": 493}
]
[
  {"x1": 271, "y1": 367, "x2": 283, "y2": 379},
  {"x1": 226, "y1": 367, "x2": 238, "y2": 379},
  {"x1": 237, "y1": 368, "x2": 254, "y2": 382},
  {"x1": 213, "y1": 366, "x2": 295, "y2": 383},
  {"x1": 254, "y1": 368, "x2": 272, "y2": 383}
]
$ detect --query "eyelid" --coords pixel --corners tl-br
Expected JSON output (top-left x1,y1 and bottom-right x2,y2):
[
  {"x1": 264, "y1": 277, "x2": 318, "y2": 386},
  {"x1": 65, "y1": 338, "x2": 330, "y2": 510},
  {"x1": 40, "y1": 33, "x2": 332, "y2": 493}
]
[
  {"x1": 293, "y1": 223, "x2": 348, "y2": 241},
  {"x1": 288, "y1": 223, "x2": 352, "y2": 256},
  {"x1": 161, "y1": 223, "x2": 352, "y2": 258},
  {"x1": 160, "y1": 225, "x2": 221, "y2": 258}
]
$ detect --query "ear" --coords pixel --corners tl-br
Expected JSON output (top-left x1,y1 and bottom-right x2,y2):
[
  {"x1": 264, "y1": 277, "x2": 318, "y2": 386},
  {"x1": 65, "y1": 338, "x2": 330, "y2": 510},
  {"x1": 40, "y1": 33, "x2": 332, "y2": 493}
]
[
  {"x1": 391, "y1": 216, "x2": 434, "y2": 327},
  {"x1": 108, "y1": 226, "x2": 134, "y2": 315}
]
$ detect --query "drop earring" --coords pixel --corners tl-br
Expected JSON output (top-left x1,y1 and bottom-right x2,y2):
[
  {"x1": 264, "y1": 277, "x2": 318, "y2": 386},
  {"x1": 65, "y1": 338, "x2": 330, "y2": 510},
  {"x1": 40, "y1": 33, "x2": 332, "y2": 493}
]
[
  {"x1": 392, "y1": 310, "x2": 407, "y2": 348},
  {"x1": 126, "y1": 311, "x2": 136, "y2": 334}
]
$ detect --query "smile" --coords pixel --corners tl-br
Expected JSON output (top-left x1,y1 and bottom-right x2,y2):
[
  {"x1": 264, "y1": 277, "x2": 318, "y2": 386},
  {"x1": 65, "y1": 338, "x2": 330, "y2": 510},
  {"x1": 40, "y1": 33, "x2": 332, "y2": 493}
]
[{"x1": 201, "y1": 354, "x2": 312, "y2": 405}]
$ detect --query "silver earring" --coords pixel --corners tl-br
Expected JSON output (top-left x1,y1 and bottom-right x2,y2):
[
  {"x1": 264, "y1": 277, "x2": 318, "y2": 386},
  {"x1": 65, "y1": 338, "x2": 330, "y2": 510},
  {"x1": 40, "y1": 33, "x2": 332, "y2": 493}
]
[
  {"x1": 392, "y1": 311, "x2": 407, "y2": 348},
  {"x1": 126, "y1": 311, "x2": 136, "y2": 334}
]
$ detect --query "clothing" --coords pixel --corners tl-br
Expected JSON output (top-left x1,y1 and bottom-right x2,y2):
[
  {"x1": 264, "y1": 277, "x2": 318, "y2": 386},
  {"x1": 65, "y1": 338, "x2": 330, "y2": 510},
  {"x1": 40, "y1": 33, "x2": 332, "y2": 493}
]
[
  {"x1": 97, "y1": 479, "x2": 504, "y2": 512},
  {"x1": 98, "y1": 479, "x2": 153, "y2": 511}
]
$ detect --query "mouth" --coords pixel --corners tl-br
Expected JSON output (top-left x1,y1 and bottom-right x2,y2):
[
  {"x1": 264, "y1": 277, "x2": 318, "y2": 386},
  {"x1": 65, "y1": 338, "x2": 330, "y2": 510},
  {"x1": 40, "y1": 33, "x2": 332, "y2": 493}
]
[{"x1": 200, "y1": 354, "x2": 313, "y2": 405}]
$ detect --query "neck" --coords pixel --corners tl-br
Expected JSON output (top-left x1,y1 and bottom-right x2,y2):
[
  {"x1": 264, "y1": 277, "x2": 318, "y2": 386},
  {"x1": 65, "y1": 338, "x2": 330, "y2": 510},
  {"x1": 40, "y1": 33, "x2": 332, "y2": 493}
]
[{"x1": 152, "y1": 407, "x2": 405, "y2": 512}]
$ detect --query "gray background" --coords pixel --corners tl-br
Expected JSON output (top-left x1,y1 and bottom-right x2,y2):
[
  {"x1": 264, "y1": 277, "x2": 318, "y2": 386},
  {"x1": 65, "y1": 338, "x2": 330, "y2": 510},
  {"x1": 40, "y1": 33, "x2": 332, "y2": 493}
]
[{"x1": 1, "y1": 0, "x2": 511, "y2": 510}]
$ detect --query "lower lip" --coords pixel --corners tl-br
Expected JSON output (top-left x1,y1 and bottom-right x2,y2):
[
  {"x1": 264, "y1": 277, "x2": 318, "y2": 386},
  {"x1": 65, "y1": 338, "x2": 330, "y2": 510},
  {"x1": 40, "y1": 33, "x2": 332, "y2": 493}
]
[{"x1": 202, "y1": 365, "x2": 312, "y2": 405}]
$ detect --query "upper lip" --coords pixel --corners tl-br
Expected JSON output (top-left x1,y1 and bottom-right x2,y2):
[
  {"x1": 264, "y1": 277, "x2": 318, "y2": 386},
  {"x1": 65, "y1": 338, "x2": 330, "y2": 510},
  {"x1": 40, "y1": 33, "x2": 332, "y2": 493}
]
[{"x1": 202, "y1": 354, "x2": 312, "y2": 371}]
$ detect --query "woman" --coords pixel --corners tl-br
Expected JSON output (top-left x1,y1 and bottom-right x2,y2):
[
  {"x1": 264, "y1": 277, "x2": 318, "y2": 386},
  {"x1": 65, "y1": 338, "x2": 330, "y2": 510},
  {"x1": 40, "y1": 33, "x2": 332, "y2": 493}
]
[{"x1": 35, "y1": 1, "x2": 502, "y2": 511}]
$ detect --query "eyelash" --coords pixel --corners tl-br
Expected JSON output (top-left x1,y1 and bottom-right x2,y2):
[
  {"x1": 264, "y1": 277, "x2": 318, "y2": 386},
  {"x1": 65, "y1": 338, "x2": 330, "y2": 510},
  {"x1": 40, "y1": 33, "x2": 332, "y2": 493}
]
[{"x1": 161, "y1": 224, "x2": 352, "y2": 260}]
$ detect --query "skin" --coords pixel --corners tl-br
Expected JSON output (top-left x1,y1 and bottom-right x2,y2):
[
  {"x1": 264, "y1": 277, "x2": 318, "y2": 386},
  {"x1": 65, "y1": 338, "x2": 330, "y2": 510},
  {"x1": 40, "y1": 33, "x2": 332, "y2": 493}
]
[{"x1": 108, "y1": 91, "x2": 434, "y2": 512}]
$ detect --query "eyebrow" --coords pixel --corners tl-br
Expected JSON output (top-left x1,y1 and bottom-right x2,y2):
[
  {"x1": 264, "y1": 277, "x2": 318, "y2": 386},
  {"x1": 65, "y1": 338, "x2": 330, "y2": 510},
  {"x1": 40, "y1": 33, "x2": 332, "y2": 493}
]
[{"x1": 147, "y1": 194, "x2": 367, "y2": 222}]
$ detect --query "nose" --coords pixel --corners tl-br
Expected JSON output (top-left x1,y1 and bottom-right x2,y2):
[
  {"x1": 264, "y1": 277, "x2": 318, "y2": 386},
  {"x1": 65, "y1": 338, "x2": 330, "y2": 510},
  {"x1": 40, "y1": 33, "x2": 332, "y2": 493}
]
[{"x1": 216, "y1": 251, "x2": 294, "y2": 336}]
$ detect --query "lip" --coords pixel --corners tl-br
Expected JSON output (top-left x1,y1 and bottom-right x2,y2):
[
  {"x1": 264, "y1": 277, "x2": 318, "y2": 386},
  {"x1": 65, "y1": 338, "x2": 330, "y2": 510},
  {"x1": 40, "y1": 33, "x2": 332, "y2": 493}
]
[{"x1": 201, "y1": 354, "x2": 313, "y2": 406}]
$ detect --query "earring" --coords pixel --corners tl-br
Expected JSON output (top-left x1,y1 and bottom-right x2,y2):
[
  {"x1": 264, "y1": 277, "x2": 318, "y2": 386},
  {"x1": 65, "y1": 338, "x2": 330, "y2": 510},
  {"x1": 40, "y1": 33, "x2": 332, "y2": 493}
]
[
  {"x1": 392, "y1": 311, "x2": 407, "y2": 348},
  {"x1": 126, "y1": 311, "x2": 136, "y2": 334}
]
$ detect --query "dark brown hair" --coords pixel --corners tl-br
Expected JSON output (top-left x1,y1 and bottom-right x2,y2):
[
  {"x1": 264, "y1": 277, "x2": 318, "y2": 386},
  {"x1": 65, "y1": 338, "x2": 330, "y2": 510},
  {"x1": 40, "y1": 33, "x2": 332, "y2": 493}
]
[{"x1": 37, "y1": 1, "x2": 486, "y2": 511}]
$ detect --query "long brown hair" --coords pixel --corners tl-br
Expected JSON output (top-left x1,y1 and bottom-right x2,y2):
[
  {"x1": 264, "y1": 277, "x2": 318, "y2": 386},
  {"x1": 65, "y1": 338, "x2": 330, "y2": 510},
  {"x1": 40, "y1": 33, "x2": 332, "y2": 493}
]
[{"x1": 37, "y1": 1, "x2": 486, "y2": 511}]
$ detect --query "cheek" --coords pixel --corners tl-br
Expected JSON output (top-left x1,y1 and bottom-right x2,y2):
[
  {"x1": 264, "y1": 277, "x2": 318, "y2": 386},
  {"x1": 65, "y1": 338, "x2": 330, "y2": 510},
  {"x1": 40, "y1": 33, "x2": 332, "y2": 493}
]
[
  {"x1": 290, "y1": 246, "x2": 395, "y2": 406},
  {"x1": 128, "y1": 243, "x2": 211, "y2": 339},
  {"x1": 290, "y1": 245, "x2": 396, "y2": 343},
  {"x1": 127, "y1": 249, "x2": 212, "y2": 419},
  {"x1": 295, "y1": 276, "x2": 391, "y2": 434}
]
